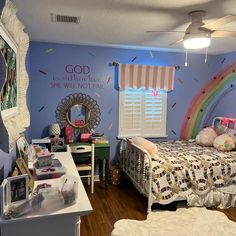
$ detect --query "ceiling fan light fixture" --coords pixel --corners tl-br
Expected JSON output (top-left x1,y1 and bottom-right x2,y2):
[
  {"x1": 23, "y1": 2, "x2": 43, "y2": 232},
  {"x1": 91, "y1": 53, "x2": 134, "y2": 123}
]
[{"x1": 183, "y1": 36, "x2": 211, "y2": 49}]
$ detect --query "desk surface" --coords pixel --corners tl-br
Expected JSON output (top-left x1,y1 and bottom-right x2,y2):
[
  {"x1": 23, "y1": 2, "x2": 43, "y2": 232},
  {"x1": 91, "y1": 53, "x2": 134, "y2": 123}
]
[
  {"x1": 70, "y1": 142, "x2": 110, "y2": 148},
  {"x1": 0, "y1": 152, "x2": 93, "y2": 224}
]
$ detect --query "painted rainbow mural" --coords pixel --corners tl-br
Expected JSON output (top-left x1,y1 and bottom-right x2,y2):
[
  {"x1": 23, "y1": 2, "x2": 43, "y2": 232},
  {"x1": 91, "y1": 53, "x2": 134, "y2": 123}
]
[{"x1": 180, "y1": 62, "x2": 236, "y2": 140}]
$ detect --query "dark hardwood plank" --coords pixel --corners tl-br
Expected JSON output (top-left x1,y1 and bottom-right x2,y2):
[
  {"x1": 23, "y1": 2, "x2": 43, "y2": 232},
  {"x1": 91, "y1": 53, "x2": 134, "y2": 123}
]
[{"x1": 81, "y1": 179, "x2": 236, "y2": 236}]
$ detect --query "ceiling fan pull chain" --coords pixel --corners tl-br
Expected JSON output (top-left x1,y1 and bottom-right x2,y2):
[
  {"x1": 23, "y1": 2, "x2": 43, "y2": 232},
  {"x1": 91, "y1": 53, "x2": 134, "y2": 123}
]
[
  {"x1": 205, "y1": 47, "x2": 208, "y2": 63},
  {"x1": 185, "y1": 49, "x2": 188, "y2": 67}
]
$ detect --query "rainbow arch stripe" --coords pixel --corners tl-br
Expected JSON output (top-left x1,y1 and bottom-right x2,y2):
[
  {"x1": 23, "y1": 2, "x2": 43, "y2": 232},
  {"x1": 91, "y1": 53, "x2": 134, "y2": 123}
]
[{"x1": 180, "y1": 62, "x2": 236, "y2": 140}]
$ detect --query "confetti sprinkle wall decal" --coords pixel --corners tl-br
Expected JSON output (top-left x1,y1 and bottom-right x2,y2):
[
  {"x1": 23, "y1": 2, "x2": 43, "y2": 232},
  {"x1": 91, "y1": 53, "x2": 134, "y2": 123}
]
[
  {"x1": 178, "y1": 78, "x2": 183, "y2": 84},
  {"x1": 108, "y1": 123, "x2": 113, "y2": 130},
  {"x1": 149, "y1": 51, "x2": 154, "y2": 58},
  {"x1": 175, "y1": 66, "x2": 180, "y2": 71},
  {"x1": 221, "y1": 58, "x2": 226, "y2": 64},
  {"x1": 45, "y1": 48, "x2": 53, "y2": 54},
  {"x1": 88, "y1": 51, "x2": 95, "y2": 57},
  {"x1": 39, "y1": 70, "x2": 47, "y2": 75},
  {"x1": 95, "y1": 92, "x2": 101, "y2": 98},
  {"x1": 38, "y1": 106, "x2": 45, "y2": 112},
  {"x1": 171, "y1": 130, "x2": 176, "y2": 135},
  {"x1": 181, "y1": 62, "x2": 236, "y2": 140},
  {"x1": 171, "y1": 102, "x2": 176, "y2": 108},
  {"x1": 107, "y1": 76, "x2": 111, "y2": 84},
  {"x1": 108, "y1": 108, "x2": 112, "y2": 114},
  {"x1": 131, "y1": 56, "x2": 137, "y2": 62}
]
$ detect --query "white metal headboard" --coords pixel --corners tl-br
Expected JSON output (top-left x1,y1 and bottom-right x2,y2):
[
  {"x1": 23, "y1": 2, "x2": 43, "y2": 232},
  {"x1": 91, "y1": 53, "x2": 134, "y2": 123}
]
[{"x1": 212, "y1": 116, "x2": 236, "y2": 129}]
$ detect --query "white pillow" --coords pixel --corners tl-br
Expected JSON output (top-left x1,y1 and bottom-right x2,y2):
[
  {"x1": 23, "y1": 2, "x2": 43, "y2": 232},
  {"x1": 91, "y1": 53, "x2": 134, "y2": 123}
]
[
  {"x1": 130, "y1": 137, "x2": 158, "y2": 156},
  {"x1": 196, "y1": 127, "x2": 217, "y2": 147}
]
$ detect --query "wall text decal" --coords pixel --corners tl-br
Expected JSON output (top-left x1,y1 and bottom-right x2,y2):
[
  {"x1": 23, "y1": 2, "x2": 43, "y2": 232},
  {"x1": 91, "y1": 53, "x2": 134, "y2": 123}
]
[{"x1": 49, "y1": 64, "x2": 104, "y2": 89}]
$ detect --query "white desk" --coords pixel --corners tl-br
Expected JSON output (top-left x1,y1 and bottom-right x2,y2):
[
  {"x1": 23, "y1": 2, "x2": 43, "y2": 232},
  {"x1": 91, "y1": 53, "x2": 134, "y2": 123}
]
[{"x1": 0, "y1": 152, "x2": 93, "y2": 236}]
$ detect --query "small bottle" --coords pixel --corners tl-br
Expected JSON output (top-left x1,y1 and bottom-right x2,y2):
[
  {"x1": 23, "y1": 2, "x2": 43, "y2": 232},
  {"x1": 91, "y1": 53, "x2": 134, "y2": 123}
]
[{"x1": 65, "y1": 125, "x2": 74, "y2": 144}]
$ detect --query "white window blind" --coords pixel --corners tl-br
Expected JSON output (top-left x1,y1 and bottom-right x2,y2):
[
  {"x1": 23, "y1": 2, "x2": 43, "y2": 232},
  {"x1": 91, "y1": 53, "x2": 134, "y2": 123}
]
[{"x1": 119, "y1": 89, "x2": 167, "y2": 138}]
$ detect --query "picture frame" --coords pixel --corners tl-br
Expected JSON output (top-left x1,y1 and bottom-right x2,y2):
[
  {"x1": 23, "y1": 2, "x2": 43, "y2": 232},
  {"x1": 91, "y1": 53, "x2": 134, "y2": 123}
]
[
  {"x1": 15, "y1": 157, "x2": 34, "y2": 193},
  {"x1": 6, "y1": 174, "x2": 29, "y2": 206},
  {"x1": 0, "y1": 178, "x2": 8, "y2": 218},
  {"x1": 16, "y1": 135, "x2": 30, "y2": 165},
  {"x1": 0, "y1": 20, "x2": 19, "y2": 119}
]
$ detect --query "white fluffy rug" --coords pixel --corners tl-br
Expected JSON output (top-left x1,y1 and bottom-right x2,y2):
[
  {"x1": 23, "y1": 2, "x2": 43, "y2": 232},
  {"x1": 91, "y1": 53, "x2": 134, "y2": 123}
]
[{"x1": 111, "y1": 207, "x2": 236, "y2": 236}]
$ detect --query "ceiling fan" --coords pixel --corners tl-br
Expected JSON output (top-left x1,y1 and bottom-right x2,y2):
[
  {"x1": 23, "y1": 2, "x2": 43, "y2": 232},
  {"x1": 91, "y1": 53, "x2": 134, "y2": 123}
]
[{"x1": 147, "y1": 10, "x2": 236, "y2": 49}]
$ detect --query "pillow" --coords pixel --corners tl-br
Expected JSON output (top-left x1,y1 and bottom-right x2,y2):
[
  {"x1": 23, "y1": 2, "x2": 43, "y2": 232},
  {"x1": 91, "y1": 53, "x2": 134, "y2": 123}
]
[
  {"x1": 130, "y1": 137, "x2": 158, "y2": 156},
  {"x1": 195, "y1": 127, "x2": 217, "y2": 147},
  {"x1": 213, "y1": 133, "x2": 235, "y2": 151}
]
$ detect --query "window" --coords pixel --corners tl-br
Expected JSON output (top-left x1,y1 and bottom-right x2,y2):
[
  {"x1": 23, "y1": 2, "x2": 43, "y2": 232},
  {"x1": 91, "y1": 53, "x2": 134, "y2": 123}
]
[{"x1": 118, "y1": 88, "x2": 167, "y2": 138}]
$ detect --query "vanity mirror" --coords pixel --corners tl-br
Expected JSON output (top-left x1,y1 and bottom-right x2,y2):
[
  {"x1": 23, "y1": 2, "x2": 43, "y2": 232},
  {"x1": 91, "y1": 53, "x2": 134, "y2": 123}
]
[{"x1": 56, "y1": 93, "x2": 101, "y2": 135}]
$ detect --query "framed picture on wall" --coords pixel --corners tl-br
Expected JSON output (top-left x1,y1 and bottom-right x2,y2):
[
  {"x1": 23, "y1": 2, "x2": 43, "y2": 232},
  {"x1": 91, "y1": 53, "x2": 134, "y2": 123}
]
[
  {"x1": 0, "y1": 21, "x2": 18, "y2": 119},
  {"x1": 15, "y1": 157, "x2": 34, "y2": 193}
]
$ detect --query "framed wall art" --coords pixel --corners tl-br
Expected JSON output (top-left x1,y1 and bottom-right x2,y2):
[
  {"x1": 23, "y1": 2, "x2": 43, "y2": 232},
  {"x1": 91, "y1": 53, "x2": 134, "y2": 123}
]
[
  {"x1": 0, "y1": 0, "x2": 30, "y2": 153},
  {"x1": 0, "y1": 20, "x2": 18, "y2": 119}
]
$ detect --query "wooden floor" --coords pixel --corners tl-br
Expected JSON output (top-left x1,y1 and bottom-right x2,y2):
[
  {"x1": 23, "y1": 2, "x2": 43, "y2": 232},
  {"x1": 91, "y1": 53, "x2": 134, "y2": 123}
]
[{"x1": 81, "y1": 179, "x2": 236, "y2": 236}]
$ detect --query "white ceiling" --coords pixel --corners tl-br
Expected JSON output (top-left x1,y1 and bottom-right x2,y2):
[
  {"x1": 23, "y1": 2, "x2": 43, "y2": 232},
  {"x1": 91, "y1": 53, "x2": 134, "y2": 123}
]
[{"x1": 11, "y1": 0, "x2": 236, "y2": 55}]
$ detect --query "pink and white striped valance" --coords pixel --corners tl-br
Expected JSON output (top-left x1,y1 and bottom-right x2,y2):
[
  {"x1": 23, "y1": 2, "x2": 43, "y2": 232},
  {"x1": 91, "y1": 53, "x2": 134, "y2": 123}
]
[{"x1": 118, "y1": 64, "x2": 175, "y2": 91}]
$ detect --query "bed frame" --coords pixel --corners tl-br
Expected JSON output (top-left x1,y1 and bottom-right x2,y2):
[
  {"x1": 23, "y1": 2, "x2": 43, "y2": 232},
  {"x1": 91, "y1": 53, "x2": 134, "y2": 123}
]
[
  {"x1": 120, "y1": 116, "x2": 236, "y2": 213},
  {"x1": 120, "y1": 139, "x2": 156, "y2": 213}
]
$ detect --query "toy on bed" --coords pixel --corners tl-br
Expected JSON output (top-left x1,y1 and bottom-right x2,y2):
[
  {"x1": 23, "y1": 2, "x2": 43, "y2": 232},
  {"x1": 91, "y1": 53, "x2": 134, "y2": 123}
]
[{"x1": 120, "y1": 116, "x2": 236, "y2": 213}]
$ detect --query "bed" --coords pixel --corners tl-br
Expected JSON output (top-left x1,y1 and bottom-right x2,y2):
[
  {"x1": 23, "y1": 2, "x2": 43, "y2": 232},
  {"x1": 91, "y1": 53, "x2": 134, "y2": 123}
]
[{"x1": 120, "y1": 117, "x2": 236, "y2": 213}]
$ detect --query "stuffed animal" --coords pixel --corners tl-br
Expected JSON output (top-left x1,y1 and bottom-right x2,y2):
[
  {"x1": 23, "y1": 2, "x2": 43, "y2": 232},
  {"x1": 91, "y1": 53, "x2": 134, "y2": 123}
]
[
  {"x1": 213, "y1": 133, "x2": 235, "y2": 151},
  {"x1": 196, "y1": 127, "x2": 217, "y2": 147}
]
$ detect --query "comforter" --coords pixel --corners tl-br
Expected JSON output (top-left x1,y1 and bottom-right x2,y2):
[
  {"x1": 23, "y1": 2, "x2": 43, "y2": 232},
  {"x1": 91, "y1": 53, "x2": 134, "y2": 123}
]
[{"x1": 150, "y1": 140, "x2": 236, "y2": 205}]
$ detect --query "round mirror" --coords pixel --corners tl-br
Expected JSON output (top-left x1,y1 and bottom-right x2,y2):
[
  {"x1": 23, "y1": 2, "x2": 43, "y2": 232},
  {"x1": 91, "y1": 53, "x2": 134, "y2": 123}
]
[
  {"x1": 66, "y1": 104, "x2": 91, "y2": 128},
  {"x1": 56, "y1": 93, "x2": 101, "y2": 133}
]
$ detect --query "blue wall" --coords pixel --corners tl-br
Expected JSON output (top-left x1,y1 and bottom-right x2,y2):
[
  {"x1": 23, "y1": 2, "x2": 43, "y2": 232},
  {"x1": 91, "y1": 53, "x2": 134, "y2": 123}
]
[
  {"x1": 209, "y1": 52, "x2": 236, "y2": 122},
  {"x1": 29, "y1": 42, "x2": 229, "y2": 163}
]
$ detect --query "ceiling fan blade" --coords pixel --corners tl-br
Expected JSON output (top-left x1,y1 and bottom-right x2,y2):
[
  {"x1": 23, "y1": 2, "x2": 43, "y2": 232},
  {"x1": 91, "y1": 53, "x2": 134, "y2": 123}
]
[
  {"x1": 211, "y1": 30, "x2": 236, "y2": 38},
  {"x1": 169, "y1": 38, "x2": 183, "y2": 46},
  {"x1": 146, "y1": 30, "x2": 184, "y2": 33},
  {"x1": 203, "y1": 14, "x2": 236, "y2": 30}
]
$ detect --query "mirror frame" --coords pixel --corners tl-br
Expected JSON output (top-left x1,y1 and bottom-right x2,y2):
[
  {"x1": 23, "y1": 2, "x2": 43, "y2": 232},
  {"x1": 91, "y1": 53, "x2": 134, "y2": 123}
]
[
  {"x1": 56, "y1": 93, "x2": 101, "y2": 133},
  {"x1": 0, "y1": 0, "x2": 30, "y2": 152}
]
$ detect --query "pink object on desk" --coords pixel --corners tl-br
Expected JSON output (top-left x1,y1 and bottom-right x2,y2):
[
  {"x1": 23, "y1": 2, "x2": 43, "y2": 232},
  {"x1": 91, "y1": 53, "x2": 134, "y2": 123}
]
[
  {"x1": 65, "y1": 125, "x2": 74, "y2": 143},
  {"x1": 80, "y1": 133, "x2": 91, "y2": 142}
]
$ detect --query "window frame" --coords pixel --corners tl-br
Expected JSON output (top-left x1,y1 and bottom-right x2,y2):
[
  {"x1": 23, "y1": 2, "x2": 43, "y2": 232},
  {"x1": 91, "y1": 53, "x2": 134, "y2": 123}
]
[{"x1": 118, "y1": 88, "x2": 167, "y2": 138}]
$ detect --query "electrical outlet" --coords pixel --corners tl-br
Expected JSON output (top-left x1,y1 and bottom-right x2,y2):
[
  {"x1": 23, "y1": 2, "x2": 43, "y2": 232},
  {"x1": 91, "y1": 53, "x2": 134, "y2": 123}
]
[{"x1": 0, "y1": 166, "x2": 4, "y2": 185}]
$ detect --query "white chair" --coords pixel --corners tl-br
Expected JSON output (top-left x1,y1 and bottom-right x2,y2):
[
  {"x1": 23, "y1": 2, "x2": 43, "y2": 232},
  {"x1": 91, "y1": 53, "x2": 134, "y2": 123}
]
[{"x1": 68, "y1": 144, "x2": 95, "y2": 194}]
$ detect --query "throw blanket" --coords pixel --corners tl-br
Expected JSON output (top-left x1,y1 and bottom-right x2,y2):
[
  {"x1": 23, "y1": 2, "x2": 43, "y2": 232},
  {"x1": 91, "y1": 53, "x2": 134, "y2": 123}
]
[{"x1": 150, "y1": 140, "x2": 236, "y2": 204}]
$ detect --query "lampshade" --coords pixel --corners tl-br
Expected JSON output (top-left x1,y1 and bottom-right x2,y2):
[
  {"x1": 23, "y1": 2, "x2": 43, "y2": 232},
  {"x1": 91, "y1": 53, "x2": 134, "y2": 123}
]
[{"x1": 183, "y1": 34, "x2": 211, "y2": 49}]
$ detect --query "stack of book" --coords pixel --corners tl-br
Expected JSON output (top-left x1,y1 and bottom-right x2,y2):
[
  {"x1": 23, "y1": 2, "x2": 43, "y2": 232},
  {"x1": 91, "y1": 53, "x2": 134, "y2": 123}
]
[{"x1": 91, "y1": 134, "x2": 108, "y2": 144}]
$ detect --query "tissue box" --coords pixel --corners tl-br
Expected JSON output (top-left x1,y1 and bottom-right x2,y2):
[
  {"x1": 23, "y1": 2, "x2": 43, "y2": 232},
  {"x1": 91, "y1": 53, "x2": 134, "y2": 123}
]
[{"x1": 36, "y1": 149, "x2": 52, "y2": 167}]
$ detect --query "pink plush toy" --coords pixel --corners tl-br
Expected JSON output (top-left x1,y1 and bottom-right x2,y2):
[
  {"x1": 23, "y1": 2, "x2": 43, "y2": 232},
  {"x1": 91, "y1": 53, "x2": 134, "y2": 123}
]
[{"x1": 196, "y1": 127, "x2": 217, "y2": 147}]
